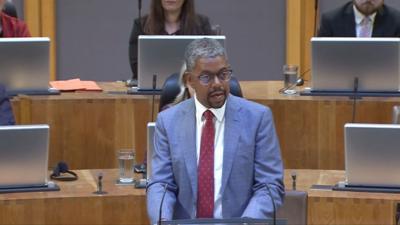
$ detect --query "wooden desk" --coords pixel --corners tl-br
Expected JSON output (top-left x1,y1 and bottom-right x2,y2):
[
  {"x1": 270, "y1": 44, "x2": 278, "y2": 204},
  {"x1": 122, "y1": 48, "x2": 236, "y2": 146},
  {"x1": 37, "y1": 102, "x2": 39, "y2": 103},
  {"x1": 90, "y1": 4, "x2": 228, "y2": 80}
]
[
  {"x1": 11, "y1": 81, "x2": 400, "y2": 169},
  {"x1": 284, "y1": 169, "x2": 399, "y2": 225},
  {"x1": 1, "y1": 169, "x2": 397, "y2": 225},
  {"x1": 241, "y1": 81, "x2": 398, "y2": 170},
  {"x1": 0, "y1": 169, "x2": 148, "y2": 225},
  {"x1": 12, "y1": 82, "x2": 157, "y2": 169}
]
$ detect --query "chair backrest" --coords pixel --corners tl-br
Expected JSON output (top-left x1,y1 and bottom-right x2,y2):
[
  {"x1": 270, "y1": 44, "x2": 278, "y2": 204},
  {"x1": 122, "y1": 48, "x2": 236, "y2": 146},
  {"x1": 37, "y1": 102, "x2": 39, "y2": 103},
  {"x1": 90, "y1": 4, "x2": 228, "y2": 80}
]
[
  {"x1": 158, "y1": 73, "x2": 244, "y2": 112},
  {"x1": 276, "y1": 190, "x2": 308, "y2": 225},
  {"x1": 229, "y1": 76, "x2": 243, "y2": 98},
  {"x1": 2, "y1": 1, "x2": 18, "y2": 18},
  {"x1": 159, "y1": 73, "x2": 181, "y2": 112}
]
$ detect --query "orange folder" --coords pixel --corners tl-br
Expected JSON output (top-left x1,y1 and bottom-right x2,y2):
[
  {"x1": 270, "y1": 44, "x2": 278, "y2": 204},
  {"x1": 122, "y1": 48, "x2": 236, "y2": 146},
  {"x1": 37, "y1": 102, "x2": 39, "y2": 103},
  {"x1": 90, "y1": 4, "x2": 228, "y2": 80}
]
[{"x1": 50, "y1": 79, "x2": 102, "y2": 92}]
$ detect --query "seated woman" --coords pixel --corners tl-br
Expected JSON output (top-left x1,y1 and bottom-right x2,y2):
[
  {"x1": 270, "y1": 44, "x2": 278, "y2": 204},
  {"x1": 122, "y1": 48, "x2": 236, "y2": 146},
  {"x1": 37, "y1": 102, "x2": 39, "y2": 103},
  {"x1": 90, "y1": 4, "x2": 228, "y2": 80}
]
[
  {"x1": 128, "y1": 0, "x2": 215, "y2": 85},
  {"x1": 0, "y1": 0, "x2": 31, "y2": 37},
  {"x1": 0, "y1": 84, "x2": 15, "y2": 125}
]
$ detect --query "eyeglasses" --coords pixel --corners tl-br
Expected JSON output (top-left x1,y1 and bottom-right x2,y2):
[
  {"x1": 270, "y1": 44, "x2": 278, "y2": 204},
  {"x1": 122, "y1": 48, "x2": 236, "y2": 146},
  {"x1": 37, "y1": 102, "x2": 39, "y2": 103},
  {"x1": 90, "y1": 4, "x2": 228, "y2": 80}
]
[{"x1": 197, "y1": 69, "x2": 233, "y2": 85}]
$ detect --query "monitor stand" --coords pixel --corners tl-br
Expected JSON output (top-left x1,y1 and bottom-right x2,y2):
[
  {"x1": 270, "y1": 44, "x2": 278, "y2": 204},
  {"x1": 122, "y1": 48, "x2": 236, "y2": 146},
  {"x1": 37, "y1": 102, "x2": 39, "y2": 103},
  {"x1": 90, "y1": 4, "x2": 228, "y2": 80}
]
[
  {"x1": 127, "y1": 87, "x2": 162, "y2": 95},
  {"x1": 332, "y1": 183, "x2": 400, "y2": 194},
  {"x1": 7, "y1": 88, "x2": 60, "y2": 96},
  {"x1": 0, "y1": 183, "x2": 60, "y2": 194}
]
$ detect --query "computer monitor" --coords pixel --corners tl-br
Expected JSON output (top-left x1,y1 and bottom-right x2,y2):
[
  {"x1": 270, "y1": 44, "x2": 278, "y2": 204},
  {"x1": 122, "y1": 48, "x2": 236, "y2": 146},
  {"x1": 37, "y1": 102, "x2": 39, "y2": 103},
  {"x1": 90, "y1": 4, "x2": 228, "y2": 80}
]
[
  {"x1": 311, "y1": 37, "x2": 400, "y2": 92},
  {"x1": 0, "y1": 37, "x2": 52, "y2": 95},
  {"x1": 0, "y1": 124, "x2": 49, "y2": 189},
  {"x1": 138, "y1": 35, "x2": 226, "y2": 91},
  {"x1": 344, "y1": 123, "x2": 400, "y2": 188}
]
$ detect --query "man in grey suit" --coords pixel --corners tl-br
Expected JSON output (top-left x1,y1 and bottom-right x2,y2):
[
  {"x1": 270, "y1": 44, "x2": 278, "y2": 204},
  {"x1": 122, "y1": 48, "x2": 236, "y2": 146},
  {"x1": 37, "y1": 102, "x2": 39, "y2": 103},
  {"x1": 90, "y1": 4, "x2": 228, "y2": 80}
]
[{"x1": 146, "y1": 38, "x2": 284, "y2": 224}]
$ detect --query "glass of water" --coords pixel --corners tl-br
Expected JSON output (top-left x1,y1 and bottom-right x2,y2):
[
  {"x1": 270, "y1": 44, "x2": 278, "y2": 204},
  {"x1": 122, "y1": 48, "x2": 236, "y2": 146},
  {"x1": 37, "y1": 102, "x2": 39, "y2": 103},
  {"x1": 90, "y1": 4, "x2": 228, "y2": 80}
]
[
  {"x1": 118, "y1": 150, "x2": 135, "y2": 183},
  {"x1": 283, "y1": 64, "x2": 299, "y2": 95}
]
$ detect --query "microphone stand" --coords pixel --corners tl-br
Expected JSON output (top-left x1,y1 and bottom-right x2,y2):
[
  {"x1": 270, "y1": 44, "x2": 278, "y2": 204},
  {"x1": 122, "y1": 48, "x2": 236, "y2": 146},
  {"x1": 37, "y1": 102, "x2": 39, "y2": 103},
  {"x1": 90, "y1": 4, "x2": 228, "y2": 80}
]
[
  {"x1": 158, "y1": 183, "x2": 169, "y2": 225},
  {"x1": 351, "y1": 77, "x2": 359, "y2": 123},
  {"x1": 135, "y1": 74, "x2": 157, "y2": 189},
  {"x1": 265, "y1": 184, "x2": 276, "y2": 225}
]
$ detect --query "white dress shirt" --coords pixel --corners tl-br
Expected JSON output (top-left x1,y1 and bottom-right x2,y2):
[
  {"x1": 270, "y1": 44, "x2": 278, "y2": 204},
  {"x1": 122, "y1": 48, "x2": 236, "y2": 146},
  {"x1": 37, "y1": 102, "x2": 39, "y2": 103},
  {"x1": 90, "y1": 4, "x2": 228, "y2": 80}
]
[
  {"x1": 353, "y1": 5, "x2": 377, "y2": 37},
  {"x1": 194, "y1": 94, "x2": 226, "y2": 218}
]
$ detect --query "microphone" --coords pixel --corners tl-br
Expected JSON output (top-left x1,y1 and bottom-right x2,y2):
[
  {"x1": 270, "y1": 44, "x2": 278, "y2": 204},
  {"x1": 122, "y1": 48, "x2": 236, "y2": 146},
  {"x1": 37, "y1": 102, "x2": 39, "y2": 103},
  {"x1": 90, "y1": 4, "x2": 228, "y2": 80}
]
[
  {"x1": 291, "y1": 171, "x2": 297, "y2": 191},
  {"x1": 138, "y1": 0, "x2": 143, "y2": 33},
  {"x1": 158, "y1": 183, "x2": 169, "y2": 225},
  {"x1": 98, "y1": 172, "x2": 103, "y2": 193},
  {"x1": 314, "y1": 0, "x2": 319, "y2": 36},
  {"x1": 264, "y1": 183, "x2": 276, "y2": 225},
  {"x1": 93, "y1": 172, "x2": 107, "y2": 195},
  {"x1": 151, "y1": 74, "x2": 157, "y2": 122},
  {"x1": 351, "y1": 77, "x2": 359, "y2": 123},
  {"x1": 353, "y1": 77, "x2": 359, "y2": 93}
]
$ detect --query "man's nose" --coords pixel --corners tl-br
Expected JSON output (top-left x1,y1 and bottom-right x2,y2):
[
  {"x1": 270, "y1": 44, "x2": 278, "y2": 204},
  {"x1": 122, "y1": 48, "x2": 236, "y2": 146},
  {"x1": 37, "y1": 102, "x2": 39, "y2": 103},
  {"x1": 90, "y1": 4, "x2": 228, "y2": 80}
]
[{"x1": 211, "y1": 75, "x2": 222, "y2": 85}]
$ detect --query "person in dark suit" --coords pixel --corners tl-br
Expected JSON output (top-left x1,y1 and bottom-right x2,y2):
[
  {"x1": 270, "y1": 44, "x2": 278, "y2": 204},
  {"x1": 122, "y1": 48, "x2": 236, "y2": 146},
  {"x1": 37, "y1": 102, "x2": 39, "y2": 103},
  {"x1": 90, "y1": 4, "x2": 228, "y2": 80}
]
[
  {"x1": 318, "y1": 0, "x2": 400, "y2": 37},
  {"x1": 146, "y1": 38, "x2": 284, "y2": 224},
  {"x1": 0, "y1": 0, "x2": 31, "y2": 37},
  {"x1": 128, "y1": 0, "x2": 215, "y2": 85},
  {"x1": 0, "y1": 84, "x2": 15, "y2": 125}
]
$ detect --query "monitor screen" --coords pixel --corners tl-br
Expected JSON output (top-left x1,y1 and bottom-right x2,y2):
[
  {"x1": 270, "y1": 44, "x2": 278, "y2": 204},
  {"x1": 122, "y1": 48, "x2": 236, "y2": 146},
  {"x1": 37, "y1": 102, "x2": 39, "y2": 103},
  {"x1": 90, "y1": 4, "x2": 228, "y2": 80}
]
[
  {"x1": 311, "y1": 37, "x2": 400, "y2": 92},
  {"x1": 0, "y1": 38, "x2": 50, "y2": 93}
]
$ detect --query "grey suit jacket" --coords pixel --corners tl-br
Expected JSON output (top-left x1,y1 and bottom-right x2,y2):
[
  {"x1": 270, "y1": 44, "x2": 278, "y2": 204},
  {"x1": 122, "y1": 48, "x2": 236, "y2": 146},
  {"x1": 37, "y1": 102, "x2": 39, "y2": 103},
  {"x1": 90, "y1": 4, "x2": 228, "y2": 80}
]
[
  {"x1": 318, "y1": 1, "x2": 400, "y2": 37},
  {"x1": 146, "y1": 95, "x2": 284, "y2": 224}
]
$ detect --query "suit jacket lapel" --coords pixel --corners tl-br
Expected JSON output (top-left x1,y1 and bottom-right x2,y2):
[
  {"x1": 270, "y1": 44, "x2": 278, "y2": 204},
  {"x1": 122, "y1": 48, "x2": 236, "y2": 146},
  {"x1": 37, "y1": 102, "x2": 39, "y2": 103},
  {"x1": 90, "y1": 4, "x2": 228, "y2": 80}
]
[
  {"x1": 220, "y1": 95, "x2": 241, "y2": 195},
  {"x1": 372, "y1": 6, "x2": 386, "y2": 37},
  {"x1": 180, "y1": 99, "x2": 198, "y2": 198},
  {"x1": 344, "y1": 3, "x2": 357, "y2": 37}
]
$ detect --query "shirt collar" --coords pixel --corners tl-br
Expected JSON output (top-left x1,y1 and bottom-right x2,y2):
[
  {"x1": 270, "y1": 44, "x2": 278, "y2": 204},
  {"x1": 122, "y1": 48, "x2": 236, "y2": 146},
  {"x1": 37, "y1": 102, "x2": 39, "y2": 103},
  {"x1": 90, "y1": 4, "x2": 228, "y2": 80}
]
[
  {"x1": 194, "y1": 94, "x2": 226, "y2": 122},
  {"x1": 353, "y1": 5, "x2": 377, "y2": 25}
]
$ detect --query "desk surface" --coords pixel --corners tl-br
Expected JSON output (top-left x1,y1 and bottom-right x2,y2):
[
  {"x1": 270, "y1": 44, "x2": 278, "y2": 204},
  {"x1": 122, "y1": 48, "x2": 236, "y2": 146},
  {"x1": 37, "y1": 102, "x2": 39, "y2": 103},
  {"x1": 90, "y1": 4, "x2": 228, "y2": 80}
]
[
  {"x1": 0, "y1": 170, "x2": 145, "y2": 200},
  {"x1": 242, "y1": 81, "x2": 400, "y2": 102},
  {"x1": 1, "y1": 169, "x2": 398, "y2": 225},
  {"x1": 0, "y1": 169, "x2": 148, "y2": 225}
]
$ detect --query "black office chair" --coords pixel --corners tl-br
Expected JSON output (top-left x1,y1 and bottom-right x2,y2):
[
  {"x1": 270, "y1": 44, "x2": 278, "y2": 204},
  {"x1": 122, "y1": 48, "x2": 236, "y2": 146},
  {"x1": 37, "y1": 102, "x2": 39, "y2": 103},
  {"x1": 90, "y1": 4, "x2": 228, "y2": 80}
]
[
  {"x1": 159, "y1": 73, "x2": 181, "y2": 112},
  {"x1": 276, "y1": 190, "x2": 308, "y2": 225},
  {"x1": 2, "y1": 1, "x2": 18, "y2": 18},
  {"x1": 158, "y1": 73, "x2": 243, "y2": 112}
]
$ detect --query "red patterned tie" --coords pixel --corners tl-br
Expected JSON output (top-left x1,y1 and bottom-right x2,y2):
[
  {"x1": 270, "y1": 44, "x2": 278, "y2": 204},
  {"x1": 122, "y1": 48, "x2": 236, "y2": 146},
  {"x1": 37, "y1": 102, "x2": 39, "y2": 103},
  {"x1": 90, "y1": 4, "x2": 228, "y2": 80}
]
[{"x1": 197, "y1": 110, "x2": 215, "y2": 218}]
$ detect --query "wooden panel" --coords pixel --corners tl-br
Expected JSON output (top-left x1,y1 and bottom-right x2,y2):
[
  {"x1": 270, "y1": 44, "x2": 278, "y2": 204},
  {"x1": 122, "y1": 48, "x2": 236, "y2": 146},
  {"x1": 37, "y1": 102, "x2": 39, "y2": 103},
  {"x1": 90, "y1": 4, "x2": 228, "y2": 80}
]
[
  {"x1": 0, "y1": 170, "x2": 148, "y2": 225},
  {"x1": 24, "y1": 0, "x2": 41, "y2": 37},
  {"x1": 286, "y1": 0, "x2": 317, "y2": 80},
  {"x1": 241, "y1": 81, "x2": 397, "y2": 170},
  {"x1": 24, "y1": 0, "x2": 57, "y2": 80},
  {"x1": 285, "y1": 169, "x2": 399, "y2": 225},
  {"x1": 29, "y1": 96, "x2": 143, "y2": 169},
  {"x1": 309, "y1": 197, "x2": 394, "y2": 225},
  {"x1": 40, "y1": 0, "x2": 56, "y2": 81},
  {"x1": 12, "y1": 90, "x2": 156, "y2": 169}
]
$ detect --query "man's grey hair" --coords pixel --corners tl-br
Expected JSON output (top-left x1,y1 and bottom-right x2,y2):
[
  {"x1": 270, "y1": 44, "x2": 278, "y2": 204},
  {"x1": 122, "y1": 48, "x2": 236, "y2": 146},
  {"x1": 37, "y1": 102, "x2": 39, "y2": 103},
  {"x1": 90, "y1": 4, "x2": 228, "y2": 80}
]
[{"x1": 184, "y1": 38, "x2": 227, "y2": 72}]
